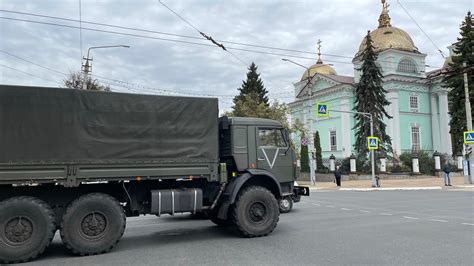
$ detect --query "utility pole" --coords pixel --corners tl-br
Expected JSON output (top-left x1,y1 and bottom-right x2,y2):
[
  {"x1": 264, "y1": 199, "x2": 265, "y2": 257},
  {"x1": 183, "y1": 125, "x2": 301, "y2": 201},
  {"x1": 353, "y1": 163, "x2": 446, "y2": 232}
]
[
  {"x1": 463, "y1": 62, "x2": 473, "y2": 183},
  {"x1": 282, "y1": 58, "x2": 317, "y2": 185},
  {"x1": 82, "y1": 57, "x2": 92, "y2": 90},
  {"x1": 81, "y1": 45, "x2": 130, "y2": 90}
]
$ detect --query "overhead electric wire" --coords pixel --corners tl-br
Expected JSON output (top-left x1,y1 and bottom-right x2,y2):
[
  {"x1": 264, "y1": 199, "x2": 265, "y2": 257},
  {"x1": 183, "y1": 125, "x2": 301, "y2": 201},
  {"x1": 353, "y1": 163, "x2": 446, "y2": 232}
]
[
  {"x1": 0, "y1": 9, "x2": 353, "y2": 59},
  {"x1": 0, "y1": 49, "x2": 293, "y2": 99},
  {"x1": 397, "y1": 0, "x2": 446, "y2": 58},
  {"x1": 0, "y1": 64, "x2": 62, "y2": 85},
  {"x1": 0, "y1": 49, "x2": 68, "y2": 76},
  {"x1": 0, "y1": 10, "x2": 443, "y2": 69},
  {"x1": 157, "y1": 0, "x2": 248, "y2": 67}
]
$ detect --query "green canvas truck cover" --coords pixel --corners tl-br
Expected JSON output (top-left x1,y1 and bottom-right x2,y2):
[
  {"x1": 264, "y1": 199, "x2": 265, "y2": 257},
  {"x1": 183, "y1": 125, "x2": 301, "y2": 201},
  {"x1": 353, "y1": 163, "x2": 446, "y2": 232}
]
[{"x1": 0, "y1": 85, "x2": 219, "y2": 164}]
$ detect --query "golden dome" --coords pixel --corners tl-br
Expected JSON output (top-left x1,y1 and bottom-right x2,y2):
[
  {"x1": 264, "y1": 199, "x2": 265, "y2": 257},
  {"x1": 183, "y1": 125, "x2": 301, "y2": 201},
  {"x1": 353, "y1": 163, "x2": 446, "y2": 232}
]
[
  {"x1": 358, "y1": 26, "x2": 417, "y2": 54},
  {"x1": 357, "y1": 0, "x2": 418, "y2": 55},
  {"x1": 300, "y1": 39, "x2": 337, "y2": 81},
  {"x1": 300, "y1": 62, "x2": 337, "y2": 81}
]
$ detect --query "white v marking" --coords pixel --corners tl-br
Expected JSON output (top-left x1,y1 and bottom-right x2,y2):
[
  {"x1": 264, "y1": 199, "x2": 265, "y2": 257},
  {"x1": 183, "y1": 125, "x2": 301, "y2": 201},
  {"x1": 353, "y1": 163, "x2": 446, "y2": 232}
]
[{"x1": 261, "y1": 148, "x2": 280, "y2": 169}]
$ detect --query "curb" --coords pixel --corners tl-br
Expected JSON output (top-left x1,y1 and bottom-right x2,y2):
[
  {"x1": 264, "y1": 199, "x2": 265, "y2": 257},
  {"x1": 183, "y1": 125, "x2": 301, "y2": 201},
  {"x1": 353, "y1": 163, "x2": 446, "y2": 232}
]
[
  {"x1": 338, "y1": 187, "x2": 442, "y2": 191},
  {"x1": 309, "y1": 187, "x2": 443, "y2": 191}
]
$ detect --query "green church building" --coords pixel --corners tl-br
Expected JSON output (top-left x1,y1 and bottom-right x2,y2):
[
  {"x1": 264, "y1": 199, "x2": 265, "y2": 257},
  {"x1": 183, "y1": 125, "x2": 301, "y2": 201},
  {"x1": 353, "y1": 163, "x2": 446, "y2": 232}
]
[{"x1": 289, "y1": 0, "x2": 454, "y2": 161}]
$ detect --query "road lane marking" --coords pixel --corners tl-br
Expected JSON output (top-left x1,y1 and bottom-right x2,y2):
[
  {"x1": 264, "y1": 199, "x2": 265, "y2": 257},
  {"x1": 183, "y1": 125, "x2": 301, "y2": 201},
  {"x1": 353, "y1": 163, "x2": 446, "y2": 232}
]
[
  {"x1": 403, "y1": 216, "x2": 419, "y2": 220},
  {"x1": 379, "y1": 213, "x2": 393, "y2": 216},
  {"x1": 360, "y1": 210, "x2": 371, "y2": 213},
  {"x1": 461, "y1": 223, "x2": 474, "y2": 226},
  {"x1": 341, "y1": 208, "x2": 352, "y2": 210},
  {"x1": 429, "y1": 219, "x2": 448, "y2": 223},
  {"x1": 312, "y1": 203, "x2": 320, "y2": 206},
  {"x1": 326, "y1": 205, "x2": 335, "y2": 208}
]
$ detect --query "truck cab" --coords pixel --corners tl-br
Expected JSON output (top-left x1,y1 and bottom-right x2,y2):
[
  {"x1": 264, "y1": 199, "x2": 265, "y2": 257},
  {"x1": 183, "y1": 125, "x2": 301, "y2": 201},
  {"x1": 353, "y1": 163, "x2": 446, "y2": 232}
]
[{"x1": 218, "y1": 117, "x2": 307, "y2": 213}]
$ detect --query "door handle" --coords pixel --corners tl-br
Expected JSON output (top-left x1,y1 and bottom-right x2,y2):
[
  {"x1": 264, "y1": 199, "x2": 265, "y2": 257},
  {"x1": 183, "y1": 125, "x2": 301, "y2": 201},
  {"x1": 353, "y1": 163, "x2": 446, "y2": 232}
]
[{"x1": 258, "y1": 157, "x2": 265, "y2": 161}]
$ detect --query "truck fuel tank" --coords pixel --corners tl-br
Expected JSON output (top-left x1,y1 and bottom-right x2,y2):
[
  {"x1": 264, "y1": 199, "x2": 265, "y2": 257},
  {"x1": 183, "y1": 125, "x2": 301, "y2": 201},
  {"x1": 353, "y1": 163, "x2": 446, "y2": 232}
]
[{"x1": 150, "y1": 188, "x2": 203, "y2": 216}]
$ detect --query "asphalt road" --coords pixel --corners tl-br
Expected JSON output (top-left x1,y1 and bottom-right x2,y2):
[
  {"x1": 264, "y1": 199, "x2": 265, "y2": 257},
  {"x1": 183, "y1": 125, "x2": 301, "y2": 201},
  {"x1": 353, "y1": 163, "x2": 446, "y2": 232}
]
[{"x1": 22, "y1": 190, "x2": 473, "y2": 266}]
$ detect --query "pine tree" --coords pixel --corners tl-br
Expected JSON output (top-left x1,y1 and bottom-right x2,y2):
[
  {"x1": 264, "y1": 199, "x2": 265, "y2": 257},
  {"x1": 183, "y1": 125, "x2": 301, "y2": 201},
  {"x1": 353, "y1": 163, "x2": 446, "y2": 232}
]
[
  {"x1": 233, "y1": 62, "x2": 269, "y2": 111},
  {"x1": 443, "y1": 11, "x2": 474, "y2": 155},
  {"x1": 300, "y1": 135, "x2": 310, "y2": 173},
  {"x1": 314, "y1": 131, "x2": 324, "y2": 170},
  {"x1": 353, "y1": 31, "x2": 392, "y2": 158}
]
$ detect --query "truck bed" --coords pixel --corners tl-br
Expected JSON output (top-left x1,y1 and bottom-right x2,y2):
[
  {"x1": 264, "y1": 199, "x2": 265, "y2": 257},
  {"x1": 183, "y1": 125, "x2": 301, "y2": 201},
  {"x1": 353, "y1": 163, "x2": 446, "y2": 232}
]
[{"x1": 0, "y1": 85, "x2": 219, "y2": 185}]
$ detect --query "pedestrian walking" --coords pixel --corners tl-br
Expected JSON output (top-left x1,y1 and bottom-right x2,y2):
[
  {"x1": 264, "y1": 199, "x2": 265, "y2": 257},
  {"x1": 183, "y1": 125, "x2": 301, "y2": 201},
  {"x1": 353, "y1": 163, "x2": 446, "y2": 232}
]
[
  {"x1": 335, "y1": 165, "x2": 342, "y2": 187},
  {"x1": 443, "y1": 161, "x2": 452, "y2": 186}
]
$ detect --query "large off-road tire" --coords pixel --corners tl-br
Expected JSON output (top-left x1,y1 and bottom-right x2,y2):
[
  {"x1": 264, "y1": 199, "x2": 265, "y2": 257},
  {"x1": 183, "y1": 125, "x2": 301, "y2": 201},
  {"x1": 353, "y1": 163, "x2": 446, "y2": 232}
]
[
  {"x1": 279, "y1": 196, "x2": 293, "y2": 213},
  {"x1": 60, "y1": 193, "x2": 126, "y2": 256},
  {"x1": 232, "y1": 186, "x2": 279, "y2": 237},
  {"x1": 0, "y1": 196, "x2": 55, "y2": 264}
]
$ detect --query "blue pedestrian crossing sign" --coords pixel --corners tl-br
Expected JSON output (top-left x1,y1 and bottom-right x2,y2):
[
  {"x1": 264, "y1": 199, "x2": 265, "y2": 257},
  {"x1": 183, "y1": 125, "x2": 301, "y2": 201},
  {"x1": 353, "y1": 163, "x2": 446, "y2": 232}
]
[
  {"x1": 464, "y1": 131, "x2": 474, "y2": 144},
  {"x1": 316, "y1": 103, "x2": 328, "y2": 117},
  {"x1": 367, "y1": 136, "x2": 379, "y2": 150}
]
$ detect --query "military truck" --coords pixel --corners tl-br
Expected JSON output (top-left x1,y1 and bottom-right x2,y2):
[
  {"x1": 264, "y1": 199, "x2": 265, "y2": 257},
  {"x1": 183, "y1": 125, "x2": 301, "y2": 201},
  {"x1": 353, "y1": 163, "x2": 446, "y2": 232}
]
[{"x1": 0, "y1": 85, "x2": 309, "y2": 263}]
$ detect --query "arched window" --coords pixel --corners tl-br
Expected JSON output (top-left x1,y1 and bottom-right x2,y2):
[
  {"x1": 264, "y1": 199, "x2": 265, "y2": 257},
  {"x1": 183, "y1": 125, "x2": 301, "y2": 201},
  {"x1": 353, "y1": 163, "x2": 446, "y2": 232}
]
[{"x1": 397, "y1": 58, "x2": 417, "y2": 73}]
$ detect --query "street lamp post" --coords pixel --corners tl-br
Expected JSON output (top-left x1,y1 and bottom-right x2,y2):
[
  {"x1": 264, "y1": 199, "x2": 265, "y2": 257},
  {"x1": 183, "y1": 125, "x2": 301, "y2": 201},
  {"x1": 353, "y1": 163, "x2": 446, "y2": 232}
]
[
  {"x1": 282, "y1": 58, "x2": 317, "y2": 185},
  {"x1": 82, "y1": 45, "x2": 130, "y2": 90}
]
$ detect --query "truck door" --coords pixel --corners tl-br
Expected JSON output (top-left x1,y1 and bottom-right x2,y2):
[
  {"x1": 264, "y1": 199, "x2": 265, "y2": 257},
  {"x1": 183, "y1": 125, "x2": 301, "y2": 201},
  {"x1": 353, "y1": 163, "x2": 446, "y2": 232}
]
[{"x1": 256, "y1": 127, "x2": 293, "y2": 182}]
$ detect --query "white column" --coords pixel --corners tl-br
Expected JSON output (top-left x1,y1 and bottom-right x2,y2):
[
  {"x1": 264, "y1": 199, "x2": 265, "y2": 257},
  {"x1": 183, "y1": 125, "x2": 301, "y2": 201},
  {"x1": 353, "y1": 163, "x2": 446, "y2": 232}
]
[
  {"x1": 340, "y1": 97, "x2": 351, "y2": 157},
  {"x1": 329, "y1": 155, "x2": 336, "y2": 172},
  {"x1": 350, "y1": 159, "x2": 356, "y2": 172},
  {"x1": 412, "y1": 157, "x2": 420, "y2": 173},
  {"x1": 380, "y1": 158, "x2": 387, "y2": 172},
  {"x1": 438, "y1": 92, "x2": 453, "y2": 154},
  {"x1": 388, "y1": 91, "x2": 401, "y2": 156},
  {"x1": 430, "y1": 93, "x2": 441, "y2": 152},
  {"x1": 457, "y1": 155, "x2": 464, "y2": 170},
  {"x1": 434, "y1": 156, "x2": 441, "y2": 171}
]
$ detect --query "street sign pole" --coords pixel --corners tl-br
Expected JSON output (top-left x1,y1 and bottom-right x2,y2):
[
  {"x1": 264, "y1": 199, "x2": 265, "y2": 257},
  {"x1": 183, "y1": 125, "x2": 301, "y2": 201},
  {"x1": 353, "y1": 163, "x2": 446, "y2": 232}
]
[
  {"x1": 369, "y1": 116, "x2": 376, "y2": 187},
  {"x1": 327, "y1": 109, "x2": 376, "y2": 187},
  {"x1": 462, "y1": 62, "x2": 473, "y2": 184}
]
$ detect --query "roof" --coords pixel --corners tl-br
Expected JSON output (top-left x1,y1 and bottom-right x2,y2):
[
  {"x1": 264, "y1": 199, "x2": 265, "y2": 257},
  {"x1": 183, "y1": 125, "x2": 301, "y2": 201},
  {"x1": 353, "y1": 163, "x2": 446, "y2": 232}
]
[
  {"x1": 296, "y1": 73, "x2": 355, "y2": 98},
  {"x1": 321, "y1": 74, "x2": 355, "y2": 84}
]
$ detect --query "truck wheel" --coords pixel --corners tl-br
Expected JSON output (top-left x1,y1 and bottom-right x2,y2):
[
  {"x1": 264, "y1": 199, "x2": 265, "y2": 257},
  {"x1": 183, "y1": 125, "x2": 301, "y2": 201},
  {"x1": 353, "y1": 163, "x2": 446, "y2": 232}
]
[
  {"x1": 279, "y1": 196, "x2": 293, "y2": 213},
  {"x1": 232, "y1": 186, "x2": 279, "y2": 237},
  {"x1": 60, "y1": 193, "x2": 125, "y2": 256},
  {"x1": 0, "y1": 196, "x2": 55, "y2": 264}
]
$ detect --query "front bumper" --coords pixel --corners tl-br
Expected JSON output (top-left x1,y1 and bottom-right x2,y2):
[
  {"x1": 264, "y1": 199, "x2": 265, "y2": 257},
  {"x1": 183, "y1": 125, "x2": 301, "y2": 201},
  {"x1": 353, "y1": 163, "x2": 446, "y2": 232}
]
[{"x1": 293, "y1": 185, "x2": 310, "y2": 200}]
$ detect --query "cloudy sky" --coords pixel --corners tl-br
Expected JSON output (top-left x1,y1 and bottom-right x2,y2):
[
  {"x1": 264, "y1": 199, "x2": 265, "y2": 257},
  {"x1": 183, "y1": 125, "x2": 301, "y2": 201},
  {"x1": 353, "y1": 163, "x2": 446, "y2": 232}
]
[{"x1": 0, "y1": 0, "x2": 471, "y2": 113}]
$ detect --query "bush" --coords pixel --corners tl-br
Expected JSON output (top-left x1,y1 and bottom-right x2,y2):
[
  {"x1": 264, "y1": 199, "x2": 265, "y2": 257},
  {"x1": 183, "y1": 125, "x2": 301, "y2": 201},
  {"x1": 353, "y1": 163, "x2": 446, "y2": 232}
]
[
  {"x1": 388, "y1": 164, "x2": 411, "y2": 173},
  {"x1": 340, "y1": 156, "x2": 371, "y2": 174},
  {"x1": 399, "y1": 151, "x2": 435, "y2": 175}
]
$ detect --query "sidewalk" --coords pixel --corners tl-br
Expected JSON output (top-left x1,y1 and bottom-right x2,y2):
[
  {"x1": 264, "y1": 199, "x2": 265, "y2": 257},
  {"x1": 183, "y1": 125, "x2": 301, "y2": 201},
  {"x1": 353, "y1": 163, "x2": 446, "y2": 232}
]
[{"x1": 298, "y1": 175, "x2": 474, "y2": 191}]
